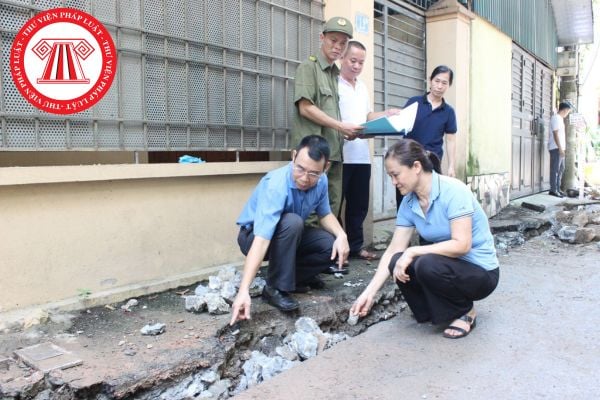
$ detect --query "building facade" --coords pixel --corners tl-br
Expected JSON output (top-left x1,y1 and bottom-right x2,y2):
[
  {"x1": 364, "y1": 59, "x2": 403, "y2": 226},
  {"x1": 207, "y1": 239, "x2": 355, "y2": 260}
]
[{"x1": 0, "y1": 0, "x2": 591, "y2": 314}]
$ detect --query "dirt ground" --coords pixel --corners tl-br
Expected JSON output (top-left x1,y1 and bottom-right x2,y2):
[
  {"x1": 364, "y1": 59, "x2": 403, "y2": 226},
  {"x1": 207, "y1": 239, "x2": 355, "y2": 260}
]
[{"x1": 0, "y1": 252, "x2": 401, "y2": 399}]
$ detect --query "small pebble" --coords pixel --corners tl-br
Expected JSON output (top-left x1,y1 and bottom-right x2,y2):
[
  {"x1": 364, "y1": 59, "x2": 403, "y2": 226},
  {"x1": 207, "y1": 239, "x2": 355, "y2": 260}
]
[
  {"x1": 118, "y1": 340, "x2": 126, "y2": 346},
  {"x1": 347, "y1": 313, "x2": 359, "y2": 326},
  {"x1": 146, "y1": 344, "x2": 153, "y2": 349}
]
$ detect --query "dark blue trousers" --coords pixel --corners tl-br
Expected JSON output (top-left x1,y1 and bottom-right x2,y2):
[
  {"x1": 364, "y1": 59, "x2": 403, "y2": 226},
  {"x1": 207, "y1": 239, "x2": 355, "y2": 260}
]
[
  {"x1": 237, "y1": 213, "x2": 334, "y2": 292},
  {"x1": 549, "y1": 148, "x2": 565, "y2": 193}
]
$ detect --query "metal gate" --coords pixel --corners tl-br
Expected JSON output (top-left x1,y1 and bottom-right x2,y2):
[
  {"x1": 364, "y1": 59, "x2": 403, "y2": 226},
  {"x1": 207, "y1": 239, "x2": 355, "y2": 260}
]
[
  {"x1": 0, "y1": 0, "x2": 324, "y2": 152},
  {"x1": 372, "y1": 1, "x2": 426, "y2": 220},
  {"x1": 511, "y1": 43, "x2": 553, "y2": 198}
]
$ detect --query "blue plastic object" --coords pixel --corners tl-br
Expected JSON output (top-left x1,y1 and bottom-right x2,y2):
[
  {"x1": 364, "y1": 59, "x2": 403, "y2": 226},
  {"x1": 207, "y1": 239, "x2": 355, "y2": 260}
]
[{"x1": 178, "y1": 155, "x2": 205, "y2": 164}]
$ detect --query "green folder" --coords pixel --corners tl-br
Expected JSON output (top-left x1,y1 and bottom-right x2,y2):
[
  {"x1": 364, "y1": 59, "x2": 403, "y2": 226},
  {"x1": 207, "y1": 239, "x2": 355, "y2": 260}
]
[{"x1": 361, "y1": 102, "x2": 418, "y2": 135}]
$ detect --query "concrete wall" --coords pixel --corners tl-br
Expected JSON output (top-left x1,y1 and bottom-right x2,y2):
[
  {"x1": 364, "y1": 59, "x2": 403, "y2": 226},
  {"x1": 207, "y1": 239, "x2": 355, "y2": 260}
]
[
  {"x1": 426, "y1": 1, "x2": 513, "y2": 217},
  {"x1": 0, "y1": 162, "x2": 284, "y2": 313},
  {"x1": 467, "y1": 16, "x2": 513, "y2": 217},
  {"x1": 425, "y1": 0, "x2": 474, "y2": 180},
  {"x1": 469, "y1": 17, "x2": 512, "y2": 175}
]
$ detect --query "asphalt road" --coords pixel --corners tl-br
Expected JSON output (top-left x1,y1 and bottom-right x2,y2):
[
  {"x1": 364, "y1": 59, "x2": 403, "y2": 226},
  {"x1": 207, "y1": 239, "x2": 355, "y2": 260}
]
[{"x1": 234, "y1": 234, "x2": 600, "y2": 400}]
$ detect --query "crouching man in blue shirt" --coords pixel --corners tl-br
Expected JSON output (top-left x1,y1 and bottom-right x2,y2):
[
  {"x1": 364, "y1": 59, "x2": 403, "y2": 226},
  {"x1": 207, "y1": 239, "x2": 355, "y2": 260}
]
[{"x1": 230, "y1": 135, "x2": 350, "y2": 323}]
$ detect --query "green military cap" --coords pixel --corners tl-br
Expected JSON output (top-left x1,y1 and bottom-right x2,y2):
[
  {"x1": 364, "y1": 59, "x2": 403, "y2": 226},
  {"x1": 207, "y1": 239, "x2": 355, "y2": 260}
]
[{"x1": 322, "y1": 16, "x2": 353, "y2": 38}]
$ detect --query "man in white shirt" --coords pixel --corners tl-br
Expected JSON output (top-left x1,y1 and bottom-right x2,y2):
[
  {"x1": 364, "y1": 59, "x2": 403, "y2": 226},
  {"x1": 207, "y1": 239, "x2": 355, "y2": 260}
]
[
  {"x1": 548, "y1": 102, "x2": 572, "y2": 197},
  {"x1": 338, "y1": 41, "x2": 400, "y2": 260}
]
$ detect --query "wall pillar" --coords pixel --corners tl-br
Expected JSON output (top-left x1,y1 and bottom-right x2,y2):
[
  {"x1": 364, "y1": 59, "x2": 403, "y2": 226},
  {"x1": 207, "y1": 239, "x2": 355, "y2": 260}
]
[{"x1": 425, "y1": 0, "x2": 475, "y2": 180}]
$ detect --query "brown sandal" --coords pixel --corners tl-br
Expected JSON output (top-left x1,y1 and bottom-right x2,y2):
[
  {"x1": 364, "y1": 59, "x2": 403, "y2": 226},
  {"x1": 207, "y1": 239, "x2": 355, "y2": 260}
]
[{"x1": 351, "y1": 249, "x2": 380, "y2": 261}]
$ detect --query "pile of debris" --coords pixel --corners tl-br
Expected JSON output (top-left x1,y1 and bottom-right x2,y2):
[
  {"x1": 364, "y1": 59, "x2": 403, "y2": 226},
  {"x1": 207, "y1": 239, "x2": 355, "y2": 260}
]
[
  {"x1": 183, "y1": 266, "x2": 265, "y2": 315},
  {"x1": 233, "y1": 316, "x2": 349, "y2": 394},
  {"x1": 553, "y1": 206, "x2": 600, "y2": 244},
  {"x1": 143, "y1": 368, "x2": 232, "y2": 400},
  {"x1": 490, "y1": 201, "x2": 600, "y2": 252}
]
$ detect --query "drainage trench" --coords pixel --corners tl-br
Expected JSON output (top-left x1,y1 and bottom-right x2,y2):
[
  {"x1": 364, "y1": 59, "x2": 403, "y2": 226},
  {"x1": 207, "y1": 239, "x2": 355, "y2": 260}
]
[
  {"x1": 2, "y1": 271, "x2": 406, "y2": 400},
  {"x1": 130, "y1": 285, "x2": 406, "y2": 399}
]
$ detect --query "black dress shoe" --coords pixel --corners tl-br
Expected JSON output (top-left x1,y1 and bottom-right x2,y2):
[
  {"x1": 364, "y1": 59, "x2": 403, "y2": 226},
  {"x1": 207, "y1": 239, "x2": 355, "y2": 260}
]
[
  {"x1": 323, "y1": 265, "x2": 349, "y2": 275},
  {"x1": 262, "y1": 285, "x2": 299, "y2": 311},
  {"x1": 548, "y1": 191, "x2": 564, "y2": 198}
]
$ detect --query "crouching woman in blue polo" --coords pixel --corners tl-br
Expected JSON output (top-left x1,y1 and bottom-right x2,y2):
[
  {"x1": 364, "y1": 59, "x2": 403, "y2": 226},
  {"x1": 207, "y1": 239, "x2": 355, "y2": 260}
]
[{"x1": 351, "y1": 139, "x2": 499, "y2": 339}]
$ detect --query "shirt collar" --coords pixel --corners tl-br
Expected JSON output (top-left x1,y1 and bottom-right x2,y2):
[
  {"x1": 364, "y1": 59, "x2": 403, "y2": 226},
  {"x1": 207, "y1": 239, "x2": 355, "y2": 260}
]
[
  {"x1": 316, "y1": 51, "x2": 339, "y2": 73},
  {"x1": 287, "y1": 162, "x2": 297, "y2": 189},
  {"x1": 339, "y1": 75, "x2": 356, "y2": 88},
  {"x1": 405, "y1": 171, "x2": 441, "y2": 210},
  {"x1": 422, "y1": 93, "x2": 447, "y2": 109}
]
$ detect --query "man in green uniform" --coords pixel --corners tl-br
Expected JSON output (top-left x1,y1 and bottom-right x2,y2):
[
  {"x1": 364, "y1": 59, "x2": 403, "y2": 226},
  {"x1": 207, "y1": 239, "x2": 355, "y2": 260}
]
[{"x1": 292, "y1": 17, "x2": 364, "y2": 221}]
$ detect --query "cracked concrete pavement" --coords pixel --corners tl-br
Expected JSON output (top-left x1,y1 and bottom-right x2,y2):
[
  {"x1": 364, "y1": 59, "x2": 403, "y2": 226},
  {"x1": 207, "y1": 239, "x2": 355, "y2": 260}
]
[{"x1": 234, "y1": 221, "x2": 600, "y2": 399}]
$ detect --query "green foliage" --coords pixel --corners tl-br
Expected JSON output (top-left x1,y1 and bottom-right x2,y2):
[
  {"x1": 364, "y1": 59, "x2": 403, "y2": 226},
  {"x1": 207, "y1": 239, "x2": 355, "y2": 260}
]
[{"x1": 77, "y1": 288, "x2": 92, "y2": 300}]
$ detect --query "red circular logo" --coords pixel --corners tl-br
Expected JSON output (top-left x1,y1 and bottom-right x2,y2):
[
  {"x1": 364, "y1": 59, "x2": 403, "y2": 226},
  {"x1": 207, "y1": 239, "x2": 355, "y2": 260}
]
[{"x1": 10, "y1": 8, "x2": 117, "y2": 115}]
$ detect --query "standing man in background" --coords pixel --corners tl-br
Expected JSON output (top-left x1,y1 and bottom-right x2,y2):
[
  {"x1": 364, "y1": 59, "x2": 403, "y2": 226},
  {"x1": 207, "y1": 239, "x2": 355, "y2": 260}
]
[
  {"x1": 292, "y1": 17, "x2": 364, "y2": 221},
  {"x1": 548, "y1": 102, "x2": 572, "y2": 197},
  {"x1": 339, "y1": 41, "x2": 401, "y2": 261}
]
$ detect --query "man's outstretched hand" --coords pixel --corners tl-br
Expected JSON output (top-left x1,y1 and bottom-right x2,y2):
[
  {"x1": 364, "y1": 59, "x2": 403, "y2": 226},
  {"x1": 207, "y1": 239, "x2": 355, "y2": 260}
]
[{"x1": 230, "y1": 291, "x2": 251, "y2": 325}]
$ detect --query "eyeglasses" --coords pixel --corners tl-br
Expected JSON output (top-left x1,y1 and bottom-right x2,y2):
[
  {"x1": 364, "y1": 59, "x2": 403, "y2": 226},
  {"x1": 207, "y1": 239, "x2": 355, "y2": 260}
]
[{"x1": 293, "y1": 163, "x2": 322, "y2": 180}]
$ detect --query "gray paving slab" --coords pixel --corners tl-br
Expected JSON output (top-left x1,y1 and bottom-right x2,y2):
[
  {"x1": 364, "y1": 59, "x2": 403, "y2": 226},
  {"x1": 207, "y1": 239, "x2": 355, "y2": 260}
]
[{"x1": 14, "y1": 342, "x2": 82, "y2": 373}]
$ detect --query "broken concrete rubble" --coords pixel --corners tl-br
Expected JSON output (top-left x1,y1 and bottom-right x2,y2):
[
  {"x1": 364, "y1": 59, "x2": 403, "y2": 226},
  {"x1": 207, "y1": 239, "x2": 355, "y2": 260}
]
[
  {"x1": 234, "y1": 317, "x2": 349, "y2": 394},
  {"x1": 121, "y1": 299, "x2": 139, "y2": 312},
  {"x1": 140, "y1": 323, "x2": 166, "y2": 336},
  {"x1": 549, "y1": 205, "x2": 600, "y2": 244},
  {"x1": 185, "y1": 268, "x2": 265, "y2": 315},
  {"x1": 235, "y1": 351, "x2": 295, "y2": 393},
  {"x1": 204, "y1": 293, "x2": 230, "y2": 315},
  {"x1": 557, "y1": 226, "x2": 596, "y2": 244}
]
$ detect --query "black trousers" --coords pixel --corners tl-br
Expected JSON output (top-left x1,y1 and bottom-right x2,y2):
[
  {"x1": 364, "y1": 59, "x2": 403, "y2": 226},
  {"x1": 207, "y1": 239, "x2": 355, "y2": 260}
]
[
  {"x1": 342, "y1": 163, "x2": 371, "y2": 255},
  {"x1": 237, "y1": 213, "x2": 334, "y2": 292},
  {"x1": 388, "y1": 252, "x2": 499, "y2": 324}
]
